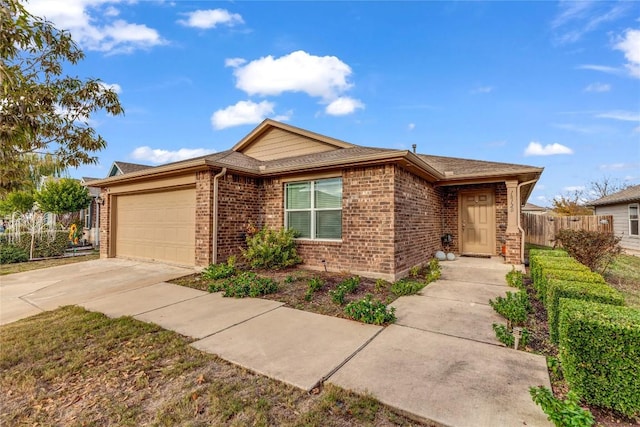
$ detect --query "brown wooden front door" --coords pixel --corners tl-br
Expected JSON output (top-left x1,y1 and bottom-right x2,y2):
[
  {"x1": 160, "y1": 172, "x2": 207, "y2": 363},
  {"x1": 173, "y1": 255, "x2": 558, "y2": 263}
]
[{"x1": 460, "y1": 191, "x2": 495, "y2": 256}]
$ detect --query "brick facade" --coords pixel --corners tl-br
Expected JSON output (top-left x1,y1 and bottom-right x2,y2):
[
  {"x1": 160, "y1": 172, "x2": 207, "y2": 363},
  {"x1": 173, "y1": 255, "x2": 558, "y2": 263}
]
[
  {"x1": 99, "y1": 188, "x2": 110, "y2": 259},
  {"x1": 393, "y1": 166, "x2": 443, "y2": 276},
  {"x1": 195, "y1": 171, "x2": 213, "y2": 266}
]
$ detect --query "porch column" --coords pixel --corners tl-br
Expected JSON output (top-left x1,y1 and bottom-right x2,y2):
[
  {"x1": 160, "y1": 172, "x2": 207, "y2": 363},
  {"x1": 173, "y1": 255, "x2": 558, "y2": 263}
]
[{"x1": 504, "y1": 180, "x2": 521, "y2": 264}]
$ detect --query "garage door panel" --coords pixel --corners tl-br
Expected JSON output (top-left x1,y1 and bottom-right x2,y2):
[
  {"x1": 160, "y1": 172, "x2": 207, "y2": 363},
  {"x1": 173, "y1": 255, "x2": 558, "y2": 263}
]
[{"x1": 115, "y1": 188, "x2": 195, "y2": 265}]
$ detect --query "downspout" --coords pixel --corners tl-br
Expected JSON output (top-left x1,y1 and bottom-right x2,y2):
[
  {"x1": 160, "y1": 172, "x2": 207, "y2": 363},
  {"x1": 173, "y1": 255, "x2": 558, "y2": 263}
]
[
  {"x1": 212, "y1": 168, "x2": 227, "y2": 265},
  {"x1": 517, "y1": 178, "x2": 539, "y2": 264}
]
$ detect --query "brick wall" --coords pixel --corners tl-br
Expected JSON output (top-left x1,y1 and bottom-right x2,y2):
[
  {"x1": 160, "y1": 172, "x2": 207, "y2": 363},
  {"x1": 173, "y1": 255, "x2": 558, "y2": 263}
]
[
  {"x1": 195, "y1": 171, "x2": 213, "y2": 266},
  {"x1": 393, "y1": 166, "x2": 443, "y2": 276},
  {"x1": 216, "y1": 173, "x2": 261, "y2": 262}
]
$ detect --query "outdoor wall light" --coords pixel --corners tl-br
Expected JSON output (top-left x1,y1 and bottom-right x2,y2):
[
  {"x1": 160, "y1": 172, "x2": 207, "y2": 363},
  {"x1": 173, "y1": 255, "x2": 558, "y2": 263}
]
[{"x1": 96, "y1": 196, "x2": 105, "y2": 206}]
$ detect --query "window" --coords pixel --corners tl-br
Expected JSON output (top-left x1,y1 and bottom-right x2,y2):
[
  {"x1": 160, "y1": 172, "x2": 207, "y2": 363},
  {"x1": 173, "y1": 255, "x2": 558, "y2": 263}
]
[
  {"x1": 630, "y1": 204, "x2": 639, "y2": 236},
  {"x1": 285, "y1": 177, "x2": 342, "y2": 240},
  {"x1": 84, "y1": 205, "x2": 91, "y2": 229}
]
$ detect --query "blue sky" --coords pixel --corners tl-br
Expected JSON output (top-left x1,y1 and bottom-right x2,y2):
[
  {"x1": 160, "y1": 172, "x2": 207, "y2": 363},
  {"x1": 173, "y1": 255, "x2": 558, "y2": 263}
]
[{"x1": 25, "y1": 0, "x2": 640, "y2": 206}]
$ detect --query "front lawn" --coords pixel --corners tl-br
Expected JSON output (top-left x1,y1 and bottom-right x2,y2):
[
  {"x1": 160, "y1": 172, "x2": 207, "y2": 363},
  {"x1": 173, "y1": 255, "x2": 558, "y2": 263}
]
[
  {"x1": 0, "y1": 306, "x2": 427, "y2": 427},
  {"x1": 604, "y1": 253, "x2": 640, "y2": 308}
]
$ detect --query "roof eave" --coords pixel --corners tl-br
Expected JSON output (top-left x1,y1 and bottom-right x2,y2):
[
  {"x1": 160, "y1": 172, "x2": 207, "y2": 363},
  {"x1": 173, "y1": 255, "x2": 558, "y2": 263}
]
[{"x1": 91, "y1": 158, "x2": 211, "y2": 186}]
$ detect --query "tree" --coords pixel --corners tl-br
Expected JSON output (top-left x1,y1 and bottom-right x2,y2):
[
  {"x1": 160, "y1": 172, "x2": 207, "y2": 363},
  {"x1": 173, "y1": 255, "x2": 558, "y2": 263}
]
[
  {"x1": 551, "y1": 191, "x2": 592, "y2": 216},
  {"x1": 35, "y1": 178, "x2": 91, "y2": 215},
  {"x1": 588, "y1": 176, "x2": 632, "y2": 200},
  {"x1": 0, "y1": 0, "x2": 124, "y2": 196},
  {"x1": 0, "y1": 190, "x2": 34, "y2": 215}
]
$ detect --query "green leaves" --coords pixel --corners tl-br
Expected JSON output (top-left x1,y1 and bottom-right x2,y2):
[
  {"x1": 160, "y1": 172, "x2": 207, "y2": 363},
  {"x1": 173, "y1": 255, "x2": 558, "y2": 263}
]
[
  {"x1": 344, "y1": 294, "x2": 396, "y2": 325},
  {"x1": 489, "y1": 290, "x2": 531, "y2": 327},
  {"x1": 35, "y1": 178, "x2": 91, "y2": 214},
  {"x1": 529, "y1": 386, "x2": 594, "y2": 427},
  {"x1": 242, "y1": 227, "x2": 302, "y2": 269},
  {"x1": 1, "y1": 0, "x2": 124, "y2": 195}
]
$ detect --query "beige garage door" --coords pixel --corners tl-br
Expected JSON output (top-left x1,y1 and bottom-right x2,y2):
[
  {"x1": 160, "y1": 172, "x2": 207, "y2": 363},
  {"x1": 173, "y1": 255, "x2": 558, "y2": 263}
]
[{"x1": 115, "y1": 188, "x2": 196, "y2": 265}]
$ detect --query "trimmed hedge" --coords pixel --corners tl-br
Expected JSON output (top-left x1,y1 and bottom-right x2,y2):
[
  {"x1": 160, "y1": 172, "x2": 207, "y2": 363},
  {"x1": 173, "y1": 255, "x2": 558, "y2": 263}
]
[
  {"x1": 0, "y1": 231, "x2": 69, "y2": 259},
  {"x1": 530, "y1": 256, "x2": 590, "y2": 288},
  {"x1": 558, "y1": 299, "x2": 640, "y2": 418},
  {"x1": 546, "y1": 279, "x2": 625, "y2": 343},
  {"x1": 534, "y1": 268, "x2": 605, "y2": 303},
  {"x1": 529, "y1": 248, "x2": 569, "y2": 258}
]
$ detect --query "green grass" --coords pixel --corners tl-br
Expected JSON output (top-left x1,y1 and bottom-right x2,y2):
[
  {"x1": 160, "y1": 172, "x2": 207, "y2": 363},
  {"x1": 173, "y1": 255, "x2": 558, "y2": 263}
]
[
  {"x1": 0, "y1": 252, "x2": 100, "y2": 275},
  {"x1": 0, "y1": 306, "x2": 428, "y2": 427},
  {"x1": 605, "y1": 253, "x2": 640, "y2": 308}
]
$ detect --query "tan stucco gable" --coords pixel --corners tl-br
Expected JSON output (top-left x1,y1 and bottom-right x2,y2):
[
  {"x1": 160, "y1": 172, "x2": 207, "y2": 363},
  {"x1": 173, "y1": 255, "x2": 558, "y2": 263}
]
[{"x1": 231, "y1": 119, "x2": 354, "y2": 161}]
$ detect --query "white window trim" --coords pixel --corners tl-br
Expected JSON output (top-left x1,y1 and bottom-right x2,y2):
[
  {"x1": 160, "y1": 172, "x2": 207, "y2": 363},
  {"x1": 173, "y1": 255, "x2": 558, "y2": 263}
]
[
  {"x1": 629, "y1": 203, "x2": 639, "y2": 237},
  {"x1": 284, "y1": 178, "x2": 342, "y2": 241}
]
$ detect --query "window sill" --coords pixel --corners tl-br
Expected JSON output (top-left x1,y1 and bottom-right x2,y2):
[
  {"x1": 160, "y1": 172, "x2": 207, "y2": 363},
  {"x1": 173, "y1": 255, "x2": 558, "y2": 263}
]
[{"x1": 295, "y1": 238, "x2": 343, "y2": 245}]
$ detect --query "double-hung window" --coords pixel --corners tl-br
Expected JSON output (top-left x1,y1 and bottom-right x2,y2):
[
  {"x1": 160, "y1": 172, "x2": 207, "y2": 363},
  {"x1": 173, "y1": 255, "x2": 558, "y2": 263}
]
[
  {"x1": 630, "y1": 203, "x2": 639, "y2": 236},
  {"x1": 285, "y1": 177, "x2": 342, "y2": 240}
]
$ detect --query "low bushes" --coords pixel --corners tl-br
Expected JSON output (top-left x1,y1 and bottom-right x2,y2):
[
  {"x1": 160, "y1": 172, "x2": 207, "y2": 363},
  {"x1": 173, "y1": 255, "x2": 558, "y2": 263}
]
[
  {"x1": 329, "y1": 276, "x2": 360, "y2": 305},
  {"x1": 242, "y1": 227, "x2": 302, "y2": 269},
  {"x1": 390, "y1": 278, "x2": 425, "y2": 296},
  {"x1": 202, "y1": 256, "x2": 236, "y2": 280},
  {"x1": 506, "y1": 267, "x2": 525, "y2": 290},
  {"x1": 546, "y1": 279, "x2": 625, "y2": 343},
  {"x1": 344, "y1": 294, "x2": 396, "y2": 325},
  {"x1": 530, "y1": 256, "x2": 590, "y2": 287},
  {"x1": 534, "y1": 268, "x2": 605, "y2": 303},
  {"x1": 0, "y1": 244, "x2": 28, "y2": 264},
  {"x1": 0, "y1": 231, "x2": 69, "y2": 259},
  {"x1": 554, "y1": 229, "x2": 621, "y2": 274},
  {"x1": 208, "y1": 271, "x2": 278, "y2": 298},
  {"x1": 558, "y1": 299, "x2": 640, "y2": 418},
  {"x1": 530, "y1": 386, "x2": 594, "y2": 427},
  {"x1": 490, "y1": 290, "x2": 531, "y2": 328}
]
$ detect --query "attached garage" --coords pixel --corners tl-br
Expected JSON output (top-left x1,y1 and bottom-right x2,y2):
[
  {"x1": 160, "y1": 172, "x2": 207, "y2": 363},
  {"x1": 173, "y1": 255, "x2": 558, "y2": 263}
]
[{"x1": 113, "y1": 187, "x2": 196, "y2": 266}]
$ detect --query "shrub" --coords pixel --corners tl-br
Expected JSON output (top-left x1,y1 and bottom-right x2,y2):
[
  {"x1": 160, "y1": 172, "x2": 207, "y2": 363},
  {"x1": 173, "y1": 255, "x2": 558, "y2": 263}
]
[
  {"x1": 391, "y1": 278, "x2": 426, "y2": 296},
  {"x1": 209, "y1": 271, "x2": 278, "y2": 298},
  {"x1": 489, "y1": 290, "x2": 531, "y2": 328},
  {"x1": 0, "y1": 244, "x2": 28, "y2": 264},
  {"x1": 546, "y1": 279, "x2": 625, "y2": 344},
  {"x1": 202, "y1": 256, "x2": 236, "y2": 280},
  {"x1": 533, "y1": 268, "x2": 605, "y2": 303},
  {"x1": 305, "y1": 276, "x2": 325, "y2": 301},
  {"x1": 554, "y1": 229, "x2": 622, "y2": 274},
  {"x1": 329, "y1": 276, "x2": 360, "y2": 305},
  {"x1": 505, "y1": 267, "x2": 525, "y2": 289},
  {"x1": 530, "y1": 256, "x2": 589, "y2": 292},
  {"x1": 492, "y1": 323, "x2": 529, "y2": 349},
  {"x1": 529, "y1": 386, "x2": 594, "y2": 427},
  {"x1": 344, "y1": 294, "x2": 396, "y2": 325},
  {"x1": 529, "y1": 248, "x2": 569, "y2": 258},
  {"x1": 242, "y1": 227, "x2": 302, "y2": 269},
  {"x1": 558, "y1": 299, "x2": 640, "y2": 418},
  {"x1": 374, "y1": 278, "x2": 388, "y2": 293},
  {"x1": 1, "y1": 231, "x2": 69, "y2": 259},
  {"x1": 426, "y1": 258, "x2": 441, "y2": 282}
]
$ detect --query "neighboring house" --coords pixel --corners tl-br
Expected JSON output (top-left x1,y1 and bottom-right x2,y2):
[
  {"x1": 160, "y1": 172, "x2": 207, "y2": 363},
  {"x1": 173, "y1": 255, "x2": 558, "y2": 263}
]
[
  {"x1": 589, "y1": 184, "x2": 640, "y2": 254},
  {"x1": 522, "y1": 202, "x2": 547, "y2": 215},
  {"x1": 92, "y1": 119, "x2": 543, "y2": 280},
  {"x1": 80, "y1": 162, "x2": 152, "y2": 247}
]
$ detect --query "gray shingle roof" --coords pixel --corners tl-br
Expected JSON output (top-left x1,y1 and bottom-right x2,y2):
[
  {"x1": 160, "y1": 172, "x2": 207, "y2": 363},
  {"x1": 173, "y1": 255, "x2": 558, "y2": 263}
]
[
  {"x1": 417, "y1": 154, "x2": 541, "y2": 178},
  {"x1": 113, "y1": 161, "x2": 153, "y2": 175},
  {"x1": 589, "y1": 184, "x2": 640, "y2": 206}
]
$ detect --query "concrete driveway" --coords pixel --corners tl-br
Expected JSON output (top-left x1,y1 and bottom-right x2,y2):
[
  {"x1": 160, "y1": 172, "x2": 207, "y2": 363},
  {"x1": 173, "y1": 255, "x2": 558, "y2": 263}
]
[{"x1": 0, "y1": 258, "x2": 194, "y2": 325}]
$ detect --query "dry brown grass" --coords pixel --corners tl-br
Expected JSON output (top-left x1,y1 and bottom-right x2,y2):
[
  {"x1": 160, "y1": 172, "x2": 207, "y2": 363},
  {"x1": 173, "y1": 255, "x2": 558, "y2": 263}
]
[
  {"x1": 0, "y1": 252, "x2": 99, "y2": 275},
  {"x1": 0, "y1": 306, "x2": 428, "y2": 427}
]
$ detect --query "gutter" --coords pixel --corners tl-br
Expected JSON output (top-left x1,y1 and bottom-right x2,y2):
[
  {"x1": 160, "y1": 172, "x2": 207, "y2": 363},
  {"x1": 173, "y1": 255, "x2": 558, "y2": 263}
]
[
  {"x1": 212, "y1": 168, "x2": 227, "y2": 264},
  {"x1": 517, "y1": 178, "x2": 539, "y2": 264}
]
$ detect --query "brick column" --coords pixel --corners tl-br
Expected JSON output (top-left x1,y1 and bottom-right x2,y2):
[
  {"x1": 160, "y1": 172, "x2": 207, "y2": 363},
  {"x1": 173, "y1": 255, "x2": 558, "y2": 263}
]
[
  {"x1": 195, "y1": 171, "x2": 213, "y2": 267},
  {"x1": 99, "y1": 189, "x2": 110, "y2": 259}
]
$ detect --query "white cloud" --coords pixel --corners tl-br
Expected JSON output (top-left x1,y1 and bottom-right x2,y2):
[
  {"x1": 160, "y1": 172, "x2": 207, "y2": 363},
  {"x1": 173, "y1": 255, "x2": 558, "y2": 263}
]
[
  {"x1": 408, "y1": 123, "x2": 415, "y2": 131},
  {"x1": 225, "y1": 57, "x2": 247, "y2": 68},
  {"x1": 178, "y1": 9, "x2": 244, "y2": 29},
  {"x1": 596, "y1": 110, "x2": 640, "y2": 121},
  {"x1": 470, "y1": 86, "x2": 494, "y2": 94},
  {"x1": 524, "y1": 141, "x2": 574, "y2": 156},
  {"x1": 99, "y1": 82, "x2": 122, "y2": 94},
  {"x1": 325, "y1": 97, "x2": 364, "y2": 116},
  {"x1": 231, "y1": 50, "x2": 354, "y2": 100},
  {"x1": 614, "y1": 29, "x2": 640, "y2": 78},
  {"x1": 563, "y1": 185, "x2": 585, "y2": 192},
  {"x1": 551, "y1": 2, "x2": 630, "y2": 44},
  {"x1": 584, "y1": 82, "x2": 611, "y2": 92},
  {"x1": 576, "y1": 64, "x2": 624, "y2": 75},
  {"x1": 23, "y1": 0, "x2": 165, "y2": 54},
  {"x1": 131, "y1": 146, "x2": 216, "y2": 165},
  {"x1": 600, "y1": 162, "x2": 640, "y2": 171},
  {"x1": 211, "y1": 100, "x2": 291, "y2": 130}
]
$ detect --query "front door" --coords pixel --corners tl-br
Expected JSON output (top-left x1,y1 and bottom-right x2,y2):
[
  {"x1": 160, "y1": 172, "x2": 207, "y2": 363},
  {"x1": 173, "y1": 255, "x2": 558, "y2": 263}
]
[{"x1": 460, "y1": 191, "x2": 495, "y2": 256}]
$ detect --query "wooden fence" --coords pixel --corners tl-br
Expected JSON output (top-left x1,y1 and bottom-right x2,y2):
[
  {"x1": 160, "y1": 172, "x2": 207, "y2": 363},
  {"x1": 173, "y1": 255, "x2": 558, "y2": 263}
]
[{"x1": 522, "y1": 213, "x2": 614, "y2": 247}]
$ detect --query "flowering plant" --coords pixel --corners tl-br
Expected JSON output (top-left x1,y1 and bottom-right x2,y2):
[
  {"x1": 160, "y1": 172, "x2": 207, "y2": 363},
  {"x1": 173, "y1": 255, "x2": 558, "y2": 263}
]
[{"x1": 68, "y1": 223, "x2": 82, "y2": 245}]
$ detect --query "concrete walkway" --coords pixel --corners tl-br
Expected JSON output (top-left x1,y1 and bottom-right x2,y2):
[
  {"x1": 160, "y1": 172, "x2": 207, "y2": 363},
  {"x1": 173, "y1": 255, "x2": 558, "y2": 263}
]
[{"x1": 0, "y1": 257, "x2": 551, "y2": 426}]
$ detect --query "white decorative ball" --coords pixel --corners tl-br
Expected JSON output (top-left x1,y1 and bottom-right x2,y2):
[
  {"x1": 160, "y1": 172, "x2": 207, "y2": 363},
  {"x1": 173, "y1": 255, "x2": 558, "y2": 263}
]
[
  {"x1": 435, "y1": 251, "x2": 446, "y2": 261},
  {"x1": 446, "y1": 253, "x2": 456, "y2": 261}
]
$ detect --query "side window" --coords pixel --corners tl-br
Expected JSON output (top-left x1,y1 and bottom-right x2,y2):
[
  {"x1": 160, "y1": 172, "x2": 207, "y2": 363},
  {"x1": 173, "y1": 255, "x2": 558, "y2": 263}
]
[{"x1": 629, "y1": 204, "x2": 639, "y2": 236}]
